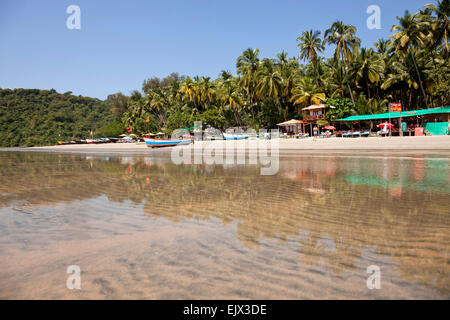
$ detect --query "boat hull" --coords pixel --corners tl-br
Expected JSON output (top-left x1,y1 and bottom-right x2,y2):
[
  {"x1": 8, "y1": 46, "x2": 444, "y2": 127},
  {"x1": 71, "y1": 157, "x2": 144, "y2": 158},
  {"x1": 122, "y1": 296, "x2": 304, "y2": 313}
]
[
  {"x1": 223, "y1": 133, "x2": 249, "y2": 140},
  {"x1": 144, "y1": 138, "x2": 192, "y2": 148}
]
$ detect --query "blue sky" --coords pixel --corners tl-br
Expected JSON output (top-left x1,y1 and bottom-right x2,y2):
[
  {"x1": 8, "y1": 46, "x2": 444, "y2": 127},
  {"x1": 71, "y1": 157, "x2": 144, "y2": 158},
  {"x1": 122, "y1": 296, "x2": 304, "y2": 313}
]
[{"x1": 0, "y1": 0, "x2": 431, "y2": 99}]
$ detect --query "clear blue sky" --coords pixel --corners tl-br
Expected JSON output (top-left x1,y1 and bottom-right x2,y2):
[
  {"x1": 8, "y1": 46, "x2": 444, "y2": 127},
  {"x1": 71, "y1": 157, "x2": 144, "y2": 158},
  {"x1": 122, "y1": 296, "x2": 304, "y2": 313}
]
[{"x1": 0, "y1": 0, "x2": 430, "y2": 99}]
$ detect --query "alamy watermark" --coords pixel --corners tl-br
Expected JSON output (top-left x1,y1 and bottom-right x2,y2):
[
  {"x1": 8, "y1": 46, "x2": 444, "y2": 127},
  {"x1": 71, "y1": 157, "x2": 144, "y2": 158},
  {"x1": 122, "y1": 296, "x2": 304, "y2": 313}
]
[
  {"x1": 367, "y1": 5, "x2": 381, "y2": 30},
  {"x1": 66, "y1": 265, "x2": 81, "y2": 290},
  {"x1": 66, "y1": 5, "x2": 81, "y2": 30},
  {"x1": 366, "y1": 265, "x2": 381, "y2": 290}
]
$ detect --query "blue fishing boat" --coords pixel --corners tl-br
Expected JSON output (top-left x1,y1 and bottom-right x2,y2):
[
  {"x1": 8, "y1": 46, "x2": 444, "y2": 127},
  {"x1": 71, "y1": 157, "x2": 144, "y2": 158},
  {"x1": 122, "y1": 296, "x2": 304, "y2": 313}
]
[
  {"x1": 223, "y1": 133, "x2": 250, "y2": 140},
  {"x1": 144, "y1": 137, "x2": 192, "y2": 148}
]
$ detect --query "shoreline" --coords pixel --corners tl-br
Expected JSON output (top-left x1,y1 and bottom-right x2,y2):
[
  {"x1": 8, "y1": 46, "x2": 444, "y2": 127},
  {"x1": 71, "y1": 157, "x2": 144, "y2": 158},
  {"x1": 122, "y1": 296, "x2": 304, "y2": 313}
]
[{"x1": 1, "y1": 136, "x2": 450, "y2": 156}]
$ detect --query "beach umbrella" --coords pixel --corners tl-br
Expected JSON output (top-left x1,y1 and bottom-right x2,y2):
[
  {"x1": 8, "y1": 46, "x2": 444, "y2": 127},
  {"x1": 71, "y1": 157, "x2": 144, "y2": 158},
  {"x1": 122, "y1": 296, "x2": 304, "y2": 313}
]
[
  {"x1": 378, "y1": 122, "x2": 394, "y2": 128},
  {"x1": 324, "y1": 126, "x2": 336, "y2": 130}
]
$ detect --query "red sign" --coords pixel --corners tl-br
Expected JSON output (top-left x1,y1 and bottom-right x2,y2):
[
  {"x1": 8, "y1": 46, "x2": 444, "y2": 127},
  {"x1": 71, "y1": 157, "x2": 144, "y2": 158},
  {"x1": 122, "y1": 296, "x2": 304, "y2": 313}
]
[
  {"x1": 389, "y1": 103, "x2": 402, "y2": 113},
  {"x1": 415, "y1": 127, "x2": 424, "y2": 136}
]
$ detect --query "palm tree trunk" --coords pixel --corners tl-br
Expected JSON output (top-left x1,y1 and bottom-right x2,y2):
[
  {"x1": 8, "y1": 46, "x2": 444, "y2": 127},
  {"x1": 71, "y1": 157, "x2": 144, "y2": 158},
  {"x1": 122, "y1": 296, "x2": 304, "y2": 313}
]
[
  {"x1": 233, "y1": 108, "x2": 241, "y2": 126},
  {"x1": 430, "y1": 50, "x2": 440, "y2": 90},
  {"x1": 347, "y1": 83, "x2": 355, "y2": 106},
  {"x1": 343, "y1": 63, "x2": 356, "y2": 106},
  {"x1": 411, "y1": 53, "x2": 428, "y2": 108},
  {"x1": 277, "y1": 98, "x2": 287, "y2": 122},
  {"x1": 313, "y1": 58, "x2": 320, "y2": 87},
  {"x1": 366, "y1": 76, "x2": 371, "y2": 100}
]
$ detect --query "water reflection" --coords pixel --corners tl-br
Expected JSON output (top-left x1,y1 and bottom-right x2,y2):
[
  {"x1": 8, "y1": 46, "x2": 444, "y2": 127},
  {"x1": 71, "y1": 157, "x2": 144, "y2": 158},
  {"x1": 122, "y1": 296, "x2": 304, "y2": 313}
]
[{"x1": 0, "y1": 152, "x2": 448, "y2": 299}]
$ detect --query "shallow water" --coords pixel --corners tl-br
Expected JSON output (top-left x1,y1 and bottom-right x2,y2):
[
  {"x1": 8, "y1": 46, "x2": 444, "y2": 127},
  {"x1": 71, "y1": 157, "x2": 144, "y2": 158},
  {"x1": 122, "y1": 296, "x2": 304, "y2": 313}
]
[{"x1": 0, "y1": 151, "x2": 448, "y2": 299}]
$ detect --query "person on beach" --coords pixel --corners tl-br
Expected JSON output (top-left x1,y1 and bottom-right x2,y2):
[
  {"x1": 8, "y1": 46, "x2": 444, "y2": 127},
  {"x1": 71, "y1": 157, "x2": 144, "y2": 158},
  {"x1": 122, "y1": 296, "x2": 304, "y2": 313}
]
[{"x1": 313, "y1": 126, "x2": 318, "y2": 137}]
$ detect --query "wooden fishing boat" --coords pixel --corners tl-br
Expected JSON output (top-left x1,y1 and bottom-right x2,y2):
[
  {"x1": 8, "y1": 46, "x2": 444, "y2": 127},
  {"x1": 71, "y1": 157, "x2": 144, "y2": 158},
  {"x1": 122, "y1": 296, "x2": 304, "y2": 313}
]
[
  {"x1": 143, "y1": 137, "x2": 192, "y2": 148},
  {"x1": 223, "y1": 133, "x2": 250, "y2": 140}
]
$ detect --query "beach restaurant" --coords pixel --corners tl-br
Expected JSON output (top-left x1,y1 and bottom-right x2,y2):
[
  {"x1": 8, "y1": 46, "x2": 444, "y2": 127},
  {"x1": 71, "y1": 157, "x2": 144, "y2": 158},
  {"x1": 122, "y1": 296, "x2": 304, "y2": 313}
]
[{"x1": 337, "y1": 106, "x2": 450, "y2": 136}]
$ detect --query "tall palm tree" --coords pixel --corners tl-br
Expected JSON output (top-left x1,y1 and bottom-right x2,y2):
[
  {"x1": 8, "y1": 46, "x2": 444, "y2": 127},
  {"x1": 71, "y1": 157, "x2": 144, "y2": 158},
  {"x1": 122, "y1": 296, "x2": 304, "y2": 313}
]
[
  {"x1": 381, "y1": 49, "x2": 432, "y2": 108},
  {"x1": 123, "y1": 90, "x2": 145, "y2": 129},
  {"x1": 179, "y1": 77, "x2": 200, "y2": 110},
  {"x1": 197, "y1": 77, "x2": 216, "y2": 109},
  {"x1": 425, "y1": 0, "x2": 449, "y2": 54},
  {"x1": 255, "y1": 59, "x2": 286, "y2": 121},
  {"x1": 297, "y1": 30, "x2": 325, "y2": 87},
  {"x1": 324, "y1": 21, "x2": 360, "y2": 63},
  {"x1": 146, "y1": 89, "x2": 166, "y2": 113},
  {"x1": 236, "y1": 48, "x2": 260, "y2": 117},
  {"x1": 297, "y1": 30, "x2": 325, "y2": 62},
  {"x1": 391, "y1": 11, "x2": 429, "y2": 106},
  {"x1": 218, "y1": 77, "x2": 242, "y2": 125},
  {"x1": 349, "y1": 48, "x2": 385, "y2": 99},
  {"x1": 324, "y1": 21, "x2": 360, "y2": 104},
  {"x1": 278, "y1": 57, "x2": 300, "y2": 115}
]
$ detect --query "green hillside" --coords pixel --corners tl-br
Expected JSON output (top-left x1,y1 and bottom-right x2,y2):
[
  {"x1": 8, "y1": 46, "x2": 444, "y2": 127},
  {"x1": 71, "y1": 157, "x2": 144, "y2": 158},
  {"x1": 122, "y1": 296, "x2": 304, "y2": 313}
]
[{"x1": 0, "y1": 88, "x2": 115, "y2": 147}]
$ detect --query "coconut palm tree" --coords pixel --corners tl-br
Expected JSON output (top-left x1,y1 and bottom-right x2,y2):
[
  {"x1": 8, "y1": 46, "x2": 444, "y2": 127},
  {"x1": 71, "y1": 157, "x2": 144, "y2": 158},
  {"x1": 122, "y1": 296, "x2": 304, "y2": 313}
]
[
  {"x1": 391, "y1": 11, "x2": 429, "y2": 106},
  {"x1": 274, "y1": 52, "x2": 299, "y2": 113},
  {"x1": 381, "y1": 48, "x2": 432, "y2": 108},
  {"x1": 324, "y1": 21, "x2": 360, "y2": 105},
  {"x1": 290, "y1": 77, "x2": 326, "y2": 113},
  {"x1": 324, "y1": 61, "x2": 350, "y2": 98},
  {"x1": 255, "y1": 59, "x2": 286, "y2": 121},
  {"x1": 297, "y1": 30, "x2": 325, "y2": 62},
  {"x1": 349, "y1": 48, "x2": 385, "y2": 99},
  {"x1": 425, "y1": 0, "x2": 449, "y2": 54},
  {"x1": 219, "y1": 70, "x2": 233, "y2": 81},
  {"x1": 197, "y1": 77, "x2": 216, "y2": 109},
  {"x1": 179, "y1": 77, "x2": 200, "y2": 110},
  {"x1": 146, "y1": 89, "x2": 166, "y2": 112},
  {"x1": 374, "y1": 39, "x2": 394, "y2": 56},
  {"x1": 324, "y1": 21, "x2": 360, "y2": 63},
  {"x1": 217, "y1": 77, "x2": 243, "y2": 125},
  {"x1": 236, "y1": 48, "x2": 260, "y2": 117},
  {"x1": 354, "y1": 93, "x2": 388, "y2": 115},
  {"x1": 297, "y1": 30, "x2": 325, "y2": 87}
]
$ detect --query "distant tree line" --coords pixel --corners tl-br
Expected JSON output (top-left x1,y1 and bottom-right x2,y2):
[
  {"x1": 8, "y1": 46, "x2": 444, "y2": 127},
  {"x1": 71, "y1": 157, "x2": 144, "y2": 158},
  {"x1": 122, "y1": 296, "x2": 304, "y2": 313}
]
[{"x1": 0, "y1": 88, "x2": 120, "y2": 147}]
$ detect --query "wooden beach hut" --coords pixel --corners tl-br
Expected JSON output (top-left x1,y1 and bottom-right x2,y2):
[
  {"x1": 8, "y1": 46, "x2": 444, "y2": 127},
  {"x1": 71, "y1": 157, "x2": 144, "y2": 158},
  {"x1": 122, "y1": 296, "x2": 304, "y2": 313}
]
[{"x1": 277, "y1": 119, "x2": 308, "y2": 136}]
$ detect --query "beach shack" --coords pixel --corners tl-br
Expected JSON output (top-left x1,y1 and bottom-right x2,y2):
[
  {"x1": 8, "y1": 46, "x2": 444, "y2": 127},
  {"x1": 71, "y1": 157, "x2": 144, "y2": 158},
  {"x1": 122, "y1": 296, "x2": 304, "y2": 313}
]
[
  {"x1": 301, "y1": 104, "x2": 331, "y2": 122},
  {"x1": 277, "y1": 119, "x2": 308, "y2": 136},
  {"x1": 337, "y1": 106, "x2": 450, "y2": 136},
  {"x1": 301, "y1": 104, "x2": 336, "y2": 134}
]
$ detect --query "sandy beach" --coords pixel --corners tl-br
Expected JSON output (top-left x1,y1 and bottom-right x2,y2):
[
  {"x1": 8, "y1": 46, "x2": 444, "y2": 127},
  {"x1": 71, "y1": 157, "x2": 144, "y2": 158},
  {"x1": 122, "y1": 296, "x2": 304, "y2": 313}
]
[{"x1": 5, "y1": 135, "x2": 449, "y2": 155}]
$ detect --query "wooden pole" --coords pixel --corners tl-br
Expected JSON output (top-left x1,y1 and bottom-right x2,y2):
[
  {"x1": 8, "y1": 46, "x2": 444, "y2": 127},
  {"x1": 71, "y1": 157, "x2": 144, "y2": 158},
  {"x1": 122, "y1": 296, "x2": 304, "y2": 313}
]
[{"x1": 400, "y1": 109, "x2": 403, "y2": 137}]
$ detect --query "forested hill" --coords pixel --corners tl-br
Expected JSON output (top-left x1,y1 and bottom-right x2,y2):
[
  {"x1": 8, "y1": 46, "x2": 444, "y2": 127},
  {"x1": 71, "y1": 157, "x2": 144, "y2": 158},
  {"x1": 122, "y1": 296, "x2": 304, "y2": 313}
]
[{"x1": 0, "y1": 88, "x2": 115, "y2": 147}]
